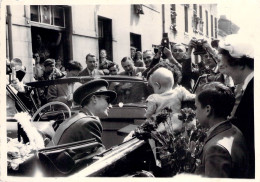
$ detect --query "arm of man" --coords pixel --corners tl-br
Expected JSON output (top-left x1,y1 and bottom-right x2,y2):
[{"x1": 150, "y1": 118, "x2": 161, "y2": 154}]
[
  {"x1": 204, "y1": 145, "x2": 232, "y2": 178},
  {"x1": 58, "y1": 117, "x2": 103, "y2": 146}
]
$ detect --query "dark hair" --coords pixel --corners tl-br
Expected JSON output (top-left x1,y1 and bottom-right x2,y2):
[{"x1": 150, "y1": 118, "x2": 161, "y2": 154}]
[
  {"x1": 66, "y1": 61, "x2": 83, "y2": 71},
  {"x1": 121, "y1": 57, "x2": 133, "y2": 63},
  {"x1": 146, "y1": 61, "x2": 182, "y2": 86},
  {"x1": 218, "y1": 48, "x2": 254, "y2": 70},
  {"x1": 196, "y1": 82, "x2": 235, "y2": 118},
  {"x1": 107, "y1": 62, "x2": 119, "y2": 70},
  {"x1": 86, "y1": 53, "x2": 95, "y2": 61}
]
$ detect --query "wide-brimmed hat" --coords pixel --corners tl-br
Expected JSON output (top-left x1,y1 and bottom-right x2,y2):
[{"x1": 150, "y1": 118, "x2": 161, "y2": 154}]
[
  {"x1": 73, "y1": 79, "x2": 117, "y2": 107},
  {"x1": 218, "y1": 34, "x2": 254, "y2": 59}
]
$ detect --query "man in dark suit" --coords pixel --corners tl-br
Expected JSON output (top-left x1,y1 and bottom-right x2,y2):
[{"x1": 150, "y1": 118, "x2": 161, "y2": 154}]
[
  {"x1": 194, "y1": 82, "x2": 249, "y2": 178},
  {"x1": 48, "y1": 79, "x2": 117, "y2": 153},
  {"x1": 78, "y1": 53, "x2": 104, "y2": 76},
  {"x1": 218, "y1": 34, "x2": 254, "y2": 178}
]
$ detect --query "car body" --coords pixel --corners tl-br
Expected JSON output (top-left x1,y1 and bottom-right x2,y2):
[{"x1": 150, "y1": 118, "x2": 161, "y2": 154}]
[
  {"x1": 7, "y1": 75, "x2": 152, "y2": 148},
  {"x1": 6, "y1": 75, "x2": 157, "y2": 177}
]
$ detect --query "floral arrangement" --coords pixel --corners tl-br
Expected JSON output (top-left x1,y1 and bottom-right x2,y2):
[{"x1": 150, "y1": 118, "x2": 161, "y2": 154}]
[
  {"x1": 7, "y1": 112, "x2": 45, "y2": 170},
  {"x1": 134, "y1": 107, "x2": 208, "y2": 176}
]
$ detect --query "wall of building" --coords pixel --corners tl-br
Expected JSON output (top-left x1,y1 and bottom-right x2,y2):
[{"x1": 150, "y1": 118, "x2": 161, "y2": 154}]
[
  {"x1": 6, "y1": 4, "x2": 218, "y2": 80},
  {"x1": 71, "y1": 4, "x2": 162, "y2": 69},
  {"x1": 165, "y1": 4, "x2": 218, "y2": 45},
  {"x1": 7, "y1": 5, "x2": 34, "y2": 82}
]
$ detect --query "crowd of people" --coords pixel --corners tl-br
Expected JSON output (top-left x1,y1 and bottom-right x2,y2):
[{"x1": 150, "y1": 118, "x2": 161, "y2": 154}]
[{"x1": 6, "y1": 33, "x2": 254, "y2": 178}]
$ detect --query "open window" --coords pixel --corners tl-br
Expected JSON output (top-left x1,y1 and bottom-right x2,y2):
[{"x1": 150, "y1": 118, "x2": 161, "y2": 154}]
[
  {"x1": 98, "y1": 16, "x2": 113, "y2": 61},
  {"x1": 30, "y1": 5, "x2": 72, "y2": 65},
  {"x1": 130, "y1": 33, "x2": 142, "y2": 52}
]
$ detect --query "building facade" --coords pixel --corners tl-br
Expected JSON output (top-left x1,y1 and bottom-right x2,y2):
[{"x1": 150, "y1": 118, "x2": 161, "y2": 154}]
[{"x1": 5, "y1": 4, "x2": 218, "y2": 82}]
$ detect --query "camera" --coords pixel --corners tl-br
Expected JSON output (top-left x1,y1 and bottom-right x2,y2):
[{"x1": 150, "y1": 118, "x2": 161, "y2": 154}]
[
  {"x1": 152, "y1": 33, "x2": 170, "y2": 58},
  {"x1": 193, "y1": 39, "x2": 207, "y2": 55},
  {"x1": 161, "y1": 33, "x2": 170, "y2": 59}
]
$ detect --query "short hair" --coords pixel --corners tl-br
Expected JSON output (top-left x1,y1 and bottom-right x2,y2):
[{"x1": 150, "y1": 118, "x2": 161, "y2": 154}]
[
  {"x1": 121, "y1": 57, "x2": 133, "y2": 63},
  {"x1": 196, "y1": 82, "x2": 235, "y2": 118},
  {"x1": 107, "y1": 62, "x2": 119, "y2": 70},
  {"x1": 130, "y1": 46, "x2": 137, "y2": 51},
  {"x1": 66, "y1": 61, "x2": 83, "y2": 71},
  {"x1": 11, "y1": 58, "x2": 22, "y2": 65},
  {"x1": 143, "y1": 50, "x2": 154, "y2": 55},
  {"x1": 86, "y1": 53, "x2": 95, "y2": 61},
  {"x1": 218, "y1": 48, "x2": 254, "y2": 70},
  {"x1": 100, "y1": 49, "x2": 107, "y2": 53}
]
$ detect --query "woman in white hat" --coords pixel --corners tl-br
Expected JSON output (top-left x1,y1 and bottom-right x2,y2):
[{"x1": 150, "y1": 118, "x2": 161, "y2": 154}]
[{"x1": 218, "y1": 34, "x2": 254, "y2": 178}]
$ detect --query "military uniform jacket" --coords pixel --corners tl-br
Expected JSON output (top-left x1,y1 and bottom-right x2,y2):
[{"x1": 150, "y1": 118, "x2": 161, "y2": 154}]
[
  {"x1": 49, "y1": 111, "x2": 103, "y2": 146},
  {"x1": 195, "y1": 120, "x2": 249, "y2": 178}
]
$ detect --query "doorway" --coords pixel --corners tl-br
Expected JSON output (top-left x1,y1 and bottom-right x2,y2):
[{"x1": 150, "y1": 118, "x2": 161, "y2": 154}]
[{"x1": 98, "y1": 16, "x2": 113, "y2": 61}]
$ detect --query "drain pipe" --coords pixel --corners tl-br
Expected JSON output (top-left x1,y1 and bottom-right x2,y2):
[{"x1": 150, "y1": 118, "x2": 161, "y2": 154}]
[{"x1": 7, "y1": 5, "x2": 13, "y2": 60}]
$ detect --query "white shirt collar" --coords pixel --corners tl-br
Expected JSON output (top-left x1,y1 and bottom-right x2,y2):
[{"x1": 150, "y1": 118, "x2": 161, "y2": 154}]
[
  {"x1": 206, "y1": 120, "x2": 227, "y2": 137},
  {"x1": 242, "y1": 71, "x2": 254, "y2": 91}
]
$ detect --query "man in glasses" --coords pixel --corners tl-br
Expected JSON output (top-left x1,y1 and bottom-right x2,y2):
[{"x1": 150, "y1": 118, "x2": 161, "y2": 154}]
[{"x1": 48, "y1": 79, "x2": 117, "y2": 152}]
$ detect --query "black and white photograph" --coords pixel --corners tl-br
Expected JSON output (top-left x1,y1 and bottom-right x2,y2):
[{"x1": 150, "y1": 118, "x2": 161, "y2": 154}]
[{"x1": 1, "y1": 0, "x2": 259, "y2": 180}]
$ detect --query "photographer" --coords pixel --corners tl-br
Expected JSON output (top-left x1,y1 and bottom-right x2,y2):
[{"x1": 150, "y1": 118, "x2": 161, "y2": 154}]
[{"x1": 171, "y1": 40, "x2": 200, "y2": 91}]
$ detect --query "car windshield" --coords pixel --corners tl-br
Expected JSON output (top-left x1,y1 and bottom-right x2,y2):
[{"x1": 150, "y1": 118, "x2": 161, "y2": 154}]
[
  {"x1": 107, "y1": 80, "x2": 153, "y2": 105},
  {"x1": 6, "y1": 76, "x2": 153, "y2": 118}
]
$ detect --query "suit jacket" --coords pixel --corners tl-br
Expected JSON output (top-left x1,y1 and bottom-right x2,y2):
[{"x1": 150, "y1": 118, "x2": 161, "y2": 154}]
[
  {"x1": 233, "y1": 77, "x2": 254, "y2": 178},
  {"x1": 195, "y1": 120, "x2": 249, "y2": 178},
  {"x1": 179, "y1": 58, "x2": 200, "y2": 91},
  {"x1": 78, "y1": 68, "x2": 104, "y2": 76},
  {"x1": 46, "y1": 83, "x2": 71, "y2": 106},
  {"x1": 119, "y1": 67, "x2": 146, "y2": 76}
]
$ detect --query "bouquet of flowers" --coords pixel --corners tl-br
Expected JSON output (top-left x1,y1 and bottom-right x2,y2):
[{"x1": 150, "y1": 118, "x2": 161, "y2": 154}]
[
  {"x1": 134, "y1": 107, "x2": 208, "y2": 176},
  {"x1": 7, "y1": 112, "x2": 45, "y2": 170}
]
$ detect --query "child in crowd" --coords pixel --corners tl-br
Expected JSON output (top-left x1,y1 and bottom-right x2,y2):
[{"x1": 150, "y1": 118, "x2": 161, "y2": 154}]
[
  {"x1": 146, "y1": 67, "x2": 195, "y2": 120},
  {"x1": 194, "y1": 82, "x2": 249, "y2": 178}
]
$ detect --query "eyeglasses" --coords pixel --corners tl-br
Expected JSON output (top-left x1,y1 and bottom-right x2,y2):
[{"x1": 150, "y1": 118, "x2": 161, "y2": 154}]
[
  {"x1": 96, "y1": 95, "x2": 110, "y2": 103},
  {"x1": 173, "y1": 49, "x2": 184, "y2": 53}
]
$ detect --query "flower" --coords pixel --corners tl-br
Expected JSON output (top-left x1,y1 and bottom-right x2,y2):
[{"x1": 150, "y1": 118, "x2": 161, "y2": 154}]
[{"x1": 134, "y1": 107, "x2": 208, "y2": 176}]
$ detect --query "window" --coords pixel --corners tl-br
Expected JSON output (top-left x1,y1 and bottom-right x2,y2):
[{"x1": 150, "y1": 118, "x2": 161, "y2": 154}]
[
  {"x1": 205, "y1": 10, "x2": 208, "y2": 36},
  {"x1": 211, "y1": 15, "x2": 214, "y2": 37},
  {"x1": 170, "y1": 4, "x2": 177, "y2": 32},
  {"x1": 193, "y1": 4, "x2": 198, "y2": 31},
  {"x1": 98, "y1": 16, "x2": 113, "y2": 61},
  {"x1": 30, "y1": 5, "x2": 65, "y2": 27},
  {"x1": 199, "y1": 6, "x2": 203, "y2": 33},
  {"x1": 184, "y1": 6, "x2": 188, "y2": 33},
  {"x1": 193, "y1": 4, "x2": 197, "y2": 14},
  {"x1": 215, "y1": 17, "x2": 218, "y2": 38},
  {"x1": 170, "y1": 4, "x2": 176, "y2": 24},
  {"x1": 199, "y1": 6, "x2": 202, "y2": 19},
  {"x1": 130, "y1": 33, "x2": 142, "y2": 52}
]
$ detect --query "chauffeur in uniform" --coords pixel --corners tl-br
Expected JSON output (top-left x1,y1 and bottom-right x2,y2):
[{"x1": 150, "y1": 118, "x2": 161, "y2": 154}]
[{"x1": 48, "y1": 79, "x2": 117, "y2": 152}]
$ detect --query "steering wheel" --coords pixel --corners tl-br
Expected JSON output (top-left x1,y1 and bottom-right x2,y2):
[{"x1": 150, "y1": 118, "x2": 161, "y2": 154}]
[{"x1": 32, "y1": 101, "x2": 71, "y2": 122}]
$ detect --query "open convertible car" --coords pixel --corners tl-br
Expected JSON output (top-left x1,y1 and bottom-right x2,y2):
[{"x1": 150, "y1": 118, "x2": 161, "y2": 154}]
[
  {"x1": 6, "y1": 75, "x2": 201, "y2": 177},
  {"x1": 6, "y1": 75, "x2": 162, "y2": 177}
]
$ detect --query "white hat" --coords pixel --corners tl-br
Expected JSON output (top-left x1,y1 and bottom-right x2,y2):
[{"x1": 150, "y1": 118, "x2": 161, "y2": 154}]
[{"x1": 219, "y1": 34, "x2": 254, "y2": 59}]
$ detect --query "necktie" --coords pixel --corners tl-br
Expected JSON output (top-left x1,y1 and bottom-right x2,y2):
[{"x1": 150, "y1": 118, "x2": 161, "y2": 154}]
[{"x1": 230, "y1": 83, "x2": 243, "y2": 117}]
